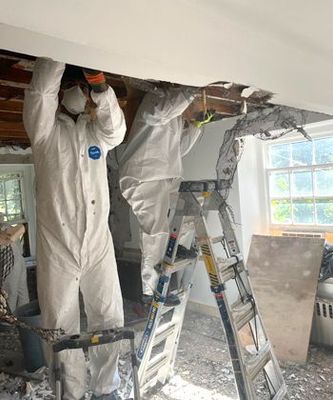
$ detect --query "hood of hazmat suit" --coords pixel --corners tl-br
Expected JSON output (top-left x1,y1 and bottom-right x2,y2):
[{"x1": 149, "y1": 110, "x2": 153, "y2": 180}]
[{"x1": 23, "y1": 58, "x2": 126, "y2": 400}]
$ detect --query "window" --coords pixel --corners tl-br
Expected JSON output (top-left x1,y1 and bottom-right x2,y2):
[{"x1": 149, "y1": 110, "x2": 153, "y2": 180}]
[
  {"x1": 267, "y1": 135, "x2": 333, "y2": 227},
  {"x1": 0, "y1": 172, "x2": 25, "y2": 222}
]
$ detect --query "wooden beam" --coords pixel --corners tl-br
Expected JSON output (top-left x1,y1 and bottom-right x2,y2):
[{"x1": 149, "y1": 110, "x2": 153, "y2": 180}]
[
  {"x1": 0, "y1": 67, "x2": 32, "y2": 85},
  {"x1": 0, "y1": 100, "x2": 23, "y2": 113},
  {"x1": 0, "y1": 131, "x2": 29, "y2": 142},
  {"x1": 0, "y1": 85, "x2": 25, "y2": 100},
  {"x1": 205, "y1": 86, "x2": 272, "y2": 105},
  {"x1": 0, "y1": 121, "x2": 26, "y2": 133},
  {"x1": 0, "y1": 134, "x2": 28, "y2": 139},
  {"x1": 193, "y1": 97, "x2": 240, "y2": 115},
  {"x1": 0, "y1": 112, "x2": 22, "y2": 122}
]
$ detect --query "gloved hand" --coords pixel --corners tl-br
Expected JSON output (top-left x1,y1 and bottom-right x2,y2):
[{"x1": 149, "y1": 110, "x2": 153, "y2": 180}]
[
  {"x1": 192, "y1": 110, "x2": 215, "y2": 128},
  {"x1": 83, "y1": 68, "x2": 107, "y2": 92}
]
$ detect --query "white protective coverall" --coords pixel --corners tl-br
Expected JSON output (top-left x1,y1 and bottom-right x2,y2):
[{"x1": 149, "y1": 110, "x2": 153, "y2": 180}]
[
  {"x1": 23, "y1": 58, "x2": 126, "y2": 400},
  {"x1": 0, "y1": 223, "x2": 29, "y2": 312},
  {"x1": 119, "y1": 88, "x2": 201, "y2": 295}
]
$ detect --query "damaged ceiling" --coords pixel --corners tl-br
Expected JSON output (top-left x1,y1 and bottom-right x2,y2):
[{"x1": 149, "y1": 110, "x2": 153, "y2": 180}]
[{"x1": 0, "y1": 50, "x2": 274, "y2": 147}]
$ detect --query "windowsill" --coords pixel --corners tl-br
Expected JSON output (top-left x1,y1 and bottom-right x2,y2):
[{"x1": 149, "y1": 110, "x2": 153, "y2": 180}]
[{"x1": 270, "y1": 224, "x2": 333, "y2": 233}]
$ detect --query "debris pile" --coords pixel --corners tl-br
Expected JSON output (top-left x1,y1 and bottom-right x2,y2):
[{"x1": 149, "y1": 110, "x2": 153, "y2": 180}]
[
  {"x1": 0, "y1": 369, "x2": 52, "y2": 400},
  {"x1": 1, "y1": 311, "x2": 332, "y2": 399}
]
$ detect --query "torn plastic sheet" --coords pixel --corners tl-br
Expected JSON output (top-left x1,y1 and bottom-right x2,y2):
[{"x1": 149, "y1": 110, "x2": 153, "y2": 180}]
[{"x1": 215, "y1": 105, "x2": 331, "y2": 200}]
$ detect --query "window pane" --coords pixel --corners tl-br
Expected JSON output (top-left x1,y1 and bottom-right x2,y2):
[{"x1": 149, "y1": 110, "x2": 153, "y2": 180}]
[
  {"x1": 291, "y1": 141, "x2": 313, "y2": 166},
  {"x1": 316, "y1": 199, "x2": 333, "y2": 225},
  {"x1": 315, "y1": 137, "x2": 333, "y2": 164},
  {"x1": 291, "y1": 171, "x2": 313, "y2": 197},
  {"x1": 314, "y1": 168, "x2": 333, "y2": 196},
  {"x1": 269, "y1": 173, "x2": 289, "y2": 197},
  {"x1": 6, "y1": 199, "x2": 23, "y2": 217},
  {"x1": 293, "y1": 199, "x2": 314, "y2": 224},
  {"x1": 0, "y1": 201, "x2": 6, "y2": 215},
  {"x1": 270, "y1": 144, "x2": 290, "y2": 168},
  {"x1": 0, "y1": 181, "x2": 4, "y2": 200},
  {"x1": 5, "y1": 179, "x2": 21, "y2": 199},
  {"x1": 6, "y1": 214, "x2": 22, "y2": 222},
  {"x1": 271, "y1": 199, "x2": 292, "y2": 224}
]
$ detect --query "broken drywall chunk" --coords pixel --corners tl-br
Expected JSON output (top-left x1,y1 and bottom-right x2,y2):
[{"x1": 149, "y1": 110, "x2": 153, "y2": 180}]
[{"x1": 241, "y1": 86, "x2": 260, "y2": 98}]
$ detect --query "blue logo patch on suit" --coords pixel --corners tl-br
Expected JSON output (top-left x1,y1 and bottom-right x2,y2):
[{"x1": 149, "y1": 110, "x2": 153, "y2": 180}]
[{"x1": 88, "y1": 146, "x2": 102, "y2": 160}]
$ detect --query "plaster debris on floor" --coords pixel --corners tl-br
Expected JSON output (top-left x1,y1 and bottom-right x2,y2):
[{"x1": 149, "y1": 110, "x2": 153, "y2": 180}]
[{"x1": 1, "y1": 310, "x2": 332, "y2": 400}]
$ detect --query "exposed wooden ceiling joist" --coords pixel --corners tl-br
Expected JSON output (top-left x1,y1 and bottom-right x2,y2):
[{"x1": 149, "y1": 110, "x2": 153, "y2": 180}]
[
  {"x1": 0, "y1": 121, "x2": 25, "y2": 132},
  {"x1": 0, "y1": 65, "x2": 31, "y2": 85},
  {"x1": 0, "y1": 111, "x2": 22, "y2": 122},
  {"x1": 0, "y1": 100, "x2": 23, "y2": 113},
  {"x1": 0, "y1": 85, "x2": 24, "y2": 100}
]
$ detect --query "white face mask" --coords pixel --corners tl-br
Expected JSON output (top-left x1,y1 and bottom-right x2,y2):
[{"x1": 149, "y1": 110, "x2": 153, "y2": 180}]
[{"x1": 61, "y1": 85, "x2": 87, "y2": 115}]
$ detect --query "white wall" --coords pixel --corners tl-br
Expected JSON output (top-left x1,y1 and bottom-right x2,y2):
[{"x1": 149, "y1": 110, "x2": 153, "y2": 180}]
[
  {"x1": 1, "y1": 1, "x2": 333, "y2": 113},
  {"x1": 183, "y1": 119, "x2": 268, "y2": 308},
  {"x1": 237, "y1": 136, "x2": 269, "y2": 259},
  {"x1": 182, "y1": 119, "x2": 242, "y2": 307}
]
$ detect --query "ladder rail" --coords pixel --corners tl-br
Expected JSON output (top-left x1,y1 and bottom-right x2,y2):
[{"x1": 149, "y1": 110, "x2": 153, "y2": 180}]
[
  {"x1": 195, "y1": 213, "x2": 257, "y2": 400},
  {"x1": 137, "y1": 180, "x2": 287, "y2": 400},
  {"x1": 215, "y1": 190, "x2": 286, "y2": 398}
]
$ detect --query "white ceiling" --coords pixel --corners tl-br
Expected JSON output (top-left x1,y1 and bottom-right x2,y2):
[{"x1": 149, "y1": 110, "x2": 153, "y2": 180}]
[{"x1": 1, "y1": 0, "x2": 333, "y2": 114}]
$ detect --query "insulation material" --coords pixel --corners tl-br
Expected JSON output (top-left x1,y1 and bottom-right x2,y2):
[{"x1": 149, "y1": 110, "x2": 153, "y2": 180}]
[
  {"x1": 215, "y1": 105, "x2": 331, "y2": 200},
  {"x1": 246, "y1": 234, "x2": 324, "y2": 363}
]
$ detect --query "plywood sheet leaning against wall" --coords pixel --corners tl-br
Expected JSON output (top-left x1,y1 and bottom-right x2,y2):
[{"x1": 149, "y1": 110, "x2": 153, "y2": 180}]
[{"x1": 246, "y1": 234, "x2": 324, "y2": 363}]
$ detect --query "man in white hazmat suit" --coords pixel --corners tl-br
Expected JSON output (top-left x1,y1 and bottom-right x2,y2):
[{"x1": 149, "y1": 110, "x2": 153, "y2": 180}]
[
  {"x1": 23, "y1": 58, "x2": 126, "y2": 400},
  {"x1": 119, "y1": 87, "x2": 210, "y2": 303}
]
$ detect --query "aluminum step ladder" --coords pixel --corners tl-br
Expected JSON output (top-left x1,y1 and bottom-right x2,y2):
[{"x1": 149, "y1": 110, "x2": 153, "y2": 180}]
[{"x1": 137, "y1": 180, "x2": 287, "y2": 400}]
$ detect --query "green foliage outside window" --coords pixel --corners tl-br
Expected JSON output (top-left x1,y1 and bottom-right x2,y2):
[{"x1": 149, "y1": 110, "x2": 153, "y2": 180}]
[{"x1": 269, "y1": 136, "x2": 333, "y2": 226}]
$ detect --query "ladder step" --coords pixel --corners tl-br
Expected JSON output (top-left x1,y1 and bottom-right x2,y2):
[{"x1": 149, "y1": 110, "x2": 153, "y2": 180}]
[
  {"x1": 218, "y1": 254, "x2": 243, "y2": 282},
  {"x1": 211, "y1": 235, "x2": 224, "y2": 244},
  {"x1": 163, "y1": 258, "x2": 194, "y2": 273},
  {"x1": 153, "y1": 321, "x2": 177, "y2": 347},
  {"x1": 246, "y1": 342, "x2": 272, "y2": 381},
  {"x1": 231, "y1": 298, "x2": 256, "y2": 330},
  {"x1": 144, "y1": 351, "x2": 169, "y2": 383},
  {"x1": 217, "y1": 254, "x2": 243, "y2": 268},
  {"x1": 272, "y1": 383, "x2": 288, "y2": 400}
]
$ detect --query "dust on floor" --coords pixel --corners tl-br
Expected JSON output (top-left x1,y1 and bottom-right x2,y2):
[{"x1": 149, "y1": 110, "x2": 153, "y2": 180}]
[{"x1": 0, "y1": 309, "x2": 332, "y2": 400}]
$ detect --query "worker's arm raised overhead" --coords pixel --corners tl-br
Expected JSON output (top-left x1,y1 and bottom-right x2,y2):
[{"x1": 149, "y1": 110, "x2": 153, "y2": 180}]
[
  {"x1": 84, "y1": 69, "x2": 126, "y2": 150},
  {"x1": 23, "y1": 58, "x2": 65, "y2": 146},
  {"x1": 142, "y1": 87, "x2": 198, "y2": 126},
  {"x1": 180, "y1": 122, "x2": 202, "y2": 157}
]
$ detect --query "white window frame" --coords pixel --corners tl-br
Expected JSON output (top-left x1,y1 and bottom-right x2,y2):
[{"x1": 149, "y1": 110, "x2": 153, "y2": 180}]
[
  {"x1": 263, "y1": 119, "x2": 333, "y2": 233},
  {"x1": 0, "y1": 170, "x2": 26, "y2": 223},
  {"x1": 0, "y1": 163, "x2": 36, "y2": 257}
]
